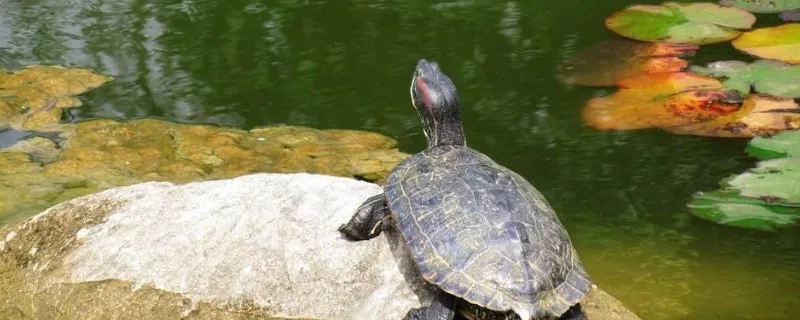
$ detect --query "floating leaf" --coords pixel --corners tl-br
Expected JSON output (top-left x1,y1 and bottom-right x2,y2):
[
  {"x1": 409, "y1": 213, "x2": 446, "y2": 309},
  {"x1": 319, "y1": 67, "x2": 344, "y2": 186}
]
[
  {"x1": 781, "y1": 8, "x2": 800, "y2": 21},
  {"x1": 732, "y1": 24, "x2": 800, "y2": 64},
  {"x1": 606, "y1": 2, "x2": 756, "y2": 44},
  {"x1": 582, "y1": 72, "x2": 741, "y2": 130},
  {"x1": 720, "y1": 0, "x2": 800, "y2": 13},
  {"x1": 688, "y1": 131, "x2": 800, "y2": 231},
  {"x1": 746, "y1": 130, "x2": 800, "y2": 159},
  {"x1": 665, "y1": 95, "x2": 800, "y2": 137},
  {"x1": 689, "y1": 190, "x2": 800, "y2": 231},
  {"x1": 730, "y1": 157, "x2": 800, "y2": 201},
  {"x1": 561, "y1": 39, "x2": 698, "y2": 86},
  {"x1": 690, "y1": 60, "x2": 800, "y2": 98}
]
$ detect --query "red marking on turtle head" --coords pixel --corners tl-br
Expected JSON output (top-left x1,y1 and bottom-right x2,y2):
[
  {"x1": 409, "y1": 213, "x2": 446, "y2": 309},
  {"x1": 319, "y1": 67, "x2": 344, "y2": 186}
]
[{"x1": 416, "y1": 76, "x2": 434, "y2": 109}]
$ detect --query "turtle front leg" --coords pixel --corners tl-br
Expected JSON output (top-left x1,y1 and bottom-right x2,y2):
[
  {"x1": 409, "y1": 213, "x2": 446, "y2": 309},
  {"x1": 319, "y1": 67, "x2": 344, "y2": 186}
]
[
  {"x1": 403, "y1": 291, "x2": 456, "y2": 320},
  {"x1": 338, "y1": 194, "x2": 390, "y2": 241}
]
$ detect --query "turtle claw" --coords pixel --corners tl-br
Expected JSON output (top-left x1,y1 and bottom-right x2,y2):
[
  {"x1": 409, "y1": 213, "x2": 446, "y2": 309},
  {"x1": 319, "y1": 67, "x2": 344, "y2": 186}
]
[
  {"x1": 402, "y1": 291, "x2": 456, "y2": 320},
  {"x1": 402, "y1": 308, "x2": 426, "y2": 320},
  {"x1": 338, "y1": 222, "x2": 375, "y2": 241},
  {"x1": 338, "y1": 194, "x2": 389, "y2": 241},
  {"x1": 402, "y1": 307, "x2": 455, "y2": 320}
]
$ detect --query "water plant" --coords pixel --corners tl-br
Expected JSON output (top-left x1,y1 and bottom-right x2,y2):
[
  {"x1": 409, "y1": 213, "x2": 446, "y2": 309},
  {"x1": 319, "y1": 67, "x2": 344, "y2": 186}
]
[{"x1": 563, "y1": 1, "x2": 800, "y2": 230}]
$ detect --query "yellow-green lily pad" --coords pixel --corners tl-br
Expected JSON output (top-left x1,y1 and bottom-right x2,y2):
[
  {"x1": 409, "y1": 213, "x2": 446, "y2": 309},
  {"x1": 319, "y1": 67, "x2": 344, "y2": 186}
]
[
  {"x1": 720, "y1": 0, "x2": 800, "y2": 13},
  {"x1": 691, "y1": 60, "x2": 800, "y2": 98},
  {"x1": 732, "y1": 24, "x2": 800, "y2": 64},
  {"x1": 606, "y1": 2, "x2": 756, "y2": 44}
]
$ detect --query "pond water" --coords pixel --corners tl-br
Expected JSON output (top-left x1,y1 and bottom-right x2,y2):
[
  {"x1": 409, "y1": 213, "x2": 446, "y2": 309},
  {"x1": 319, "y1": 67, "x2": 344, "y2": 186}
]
[{"x1": 1, "y1": 0, "x2": 799, "y2": 319}]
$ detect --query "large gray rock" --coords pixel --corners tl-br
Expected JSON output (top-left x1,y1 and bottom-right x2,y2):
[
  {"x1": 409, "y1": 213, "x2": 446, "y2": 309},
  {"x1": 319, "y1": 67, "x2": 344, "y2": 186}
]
[{"x1": 0, "y1": 173, "x2": 640, "y2": 320}]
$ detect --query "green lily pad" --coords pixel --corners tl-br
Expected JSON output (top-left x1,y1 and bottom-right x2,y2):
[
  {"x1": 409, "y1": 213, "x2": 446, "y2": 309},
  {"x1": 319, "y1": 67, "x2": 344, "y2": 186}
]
[
  {"x1": 720, "y1": 0, "x2": 800, "y2": 13},
  {"x1": 688, "y1": 131, "x2": 800, "y2": 231},
  {"x1": 606, "y1": 2, "x2": 756, "y2": 44},
  {"x1": 746, "y1": 130, "x2": 800, "y2": 159},
  {"x1": 690, "y1": 60, "x2": 800, "y2": 98},
  {"x1": 689, "y1": 190, "x2": 800, "y2": 231},
  {"x1": 729, "y1": 157, "x2": 800, "y2": 201}
]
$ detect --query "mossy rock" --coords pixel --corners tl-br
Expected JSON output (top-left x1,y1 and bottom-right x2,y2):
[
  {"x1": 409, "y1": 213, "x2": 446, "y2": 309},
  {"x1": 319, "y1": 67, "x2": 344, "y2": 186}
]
[
  {"x1": 0, "y1": 65, "x2": 111, "y2": 130},
  {"x1": 0, "y1": 118, "x2": 409, "y2": 223}
]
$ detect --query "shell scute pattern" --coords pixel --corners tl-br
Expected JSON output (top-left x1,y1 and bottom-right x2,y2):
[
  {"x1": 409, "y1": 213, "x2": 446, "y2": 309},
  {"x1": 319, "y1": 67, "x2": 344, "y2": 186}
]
[{"x1": 384, "y1": 145, "x2": 591, "y2": 316}]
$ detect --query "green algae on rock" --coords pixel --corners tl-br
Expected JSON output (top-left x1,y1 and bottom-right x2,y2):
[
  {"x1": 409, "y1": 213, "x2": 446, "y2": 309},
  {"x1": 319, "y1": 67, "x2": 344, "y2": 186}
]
[
  {"x1": 0, "y1": 118, "x2": 409, "y2": 223},
  {"x1": 51, "y1": 118, "x2": 406, "y2": 183},
  {"x1": 0, "y1": 65, "x2": 112, "y2": 131}
]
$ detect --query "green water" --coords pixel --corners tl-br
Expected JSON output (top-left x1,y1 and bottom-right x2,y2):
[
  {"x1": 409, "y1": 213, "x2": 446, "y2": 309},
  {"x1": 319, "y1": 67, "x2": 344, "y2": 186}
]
[{"x1": 1, "y1": 0, "x2": 798, "y2": 319}]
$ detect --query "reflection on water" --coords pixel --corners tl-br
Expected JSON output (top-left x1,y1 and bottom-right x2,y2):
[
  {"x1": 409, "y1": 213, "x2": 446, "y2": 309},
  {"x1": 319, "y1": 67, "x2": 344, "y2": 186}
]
[{"x1": 1, "y1": 0, "x2": 799, "y2": 318}]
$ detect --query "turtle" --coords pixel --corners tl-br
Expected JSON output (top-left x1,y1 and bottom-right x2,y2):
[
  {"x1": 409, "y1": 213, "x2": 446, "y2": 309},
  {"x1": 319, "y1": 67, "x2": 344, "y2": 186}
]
[{"x1": 338, "y1": 59, "x2": 592, "y2": 320}]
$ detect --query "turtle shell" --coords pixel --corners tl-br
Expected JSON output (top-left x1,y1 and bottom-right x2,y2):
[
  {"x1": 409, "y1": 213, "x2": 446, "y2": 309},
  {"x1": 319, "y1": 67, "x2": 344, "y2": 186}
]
[{"x1": 384, "y1": 145, "x2": 591, "y2": 319}]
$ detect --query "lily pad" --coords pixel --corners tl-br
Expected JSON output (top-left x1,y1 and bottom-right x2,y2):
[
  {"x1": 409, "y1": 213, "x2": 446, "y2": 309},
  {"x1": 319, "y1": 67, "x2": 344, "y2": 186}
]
[
  {"x1": 731, "y1": 157, "x2": 800, "y2": 201},
  {"x1": 688, "y1": 190, "x2": 800, "y2": 231},
  {"x1": 582, "y1": 72, "x2": 742, "y2": 130},
  {"x1": 732, "y1": 24, "x2": 800, "y2": 64},
  {"x1": 746, "y1": 130, "x2": 800, "y2": 159},
  {"x1": 665, "y1": 94, "x2": 800, "y2": 137},
  {"x1": 691, "y1": 60, "x2": 800, "y2": 98},
  {"x1": 688, "y1": 130, "x2": 800, "y2": 231},
  {"x1": 720, "y1": 0, "x2": 800, "y2": 13},
  {"x1": 0, "y1": 65, "x2": 111, "y2": 131},
  {"x1": 561, "y1": 39, "x2": 697, "y2": 86},
  {"x1": 606, "y1": 2, "x2": 756, "y2": 44}
]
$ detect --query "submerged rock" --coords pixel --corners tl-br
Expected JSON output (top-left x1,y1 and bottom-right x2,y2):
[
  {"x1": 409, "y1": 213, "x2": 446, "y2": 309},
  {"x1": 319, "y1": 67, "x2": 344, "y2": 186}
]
[
  {"x1": 0, "y1": 173, "x2": 640, "y2": 320},
  {"x1": 780, "y1": 9, "x2": 800, "y2": 21},
  {"x1": 0, "y1": 118, "x2": 408, "y2": 222}
]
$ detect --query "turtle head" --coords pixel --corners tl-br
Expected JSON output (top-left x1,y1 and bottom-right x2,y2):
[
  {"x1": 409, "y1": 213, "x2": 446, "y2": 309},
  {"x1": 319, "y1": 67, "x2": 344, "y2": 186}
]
[{"x1": 411, "y1": 59, "x2": 466, "y2": 148}]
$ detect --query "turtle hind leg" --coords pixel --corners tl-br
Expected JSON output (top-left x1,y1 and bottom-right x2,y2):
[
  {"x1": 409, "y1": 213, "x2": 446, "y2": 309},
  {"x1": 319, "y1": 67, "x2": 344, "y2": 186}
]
[
  {"x1": 338, "y1": 194, "x2": 390, "y2": 241},
  {"x1": 404, "y1": 291, "x2": 456, "y2": 320}
]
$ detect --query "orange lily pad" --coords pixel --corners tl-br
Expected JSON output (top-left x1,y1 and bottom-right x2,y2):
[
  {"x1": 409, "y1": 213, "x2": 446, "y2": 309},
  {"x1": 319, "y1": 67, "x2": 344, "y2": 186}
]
[
  {"x1": 582, "y1": 73, "x2": 742, "y2": 130},
  {"x1": 561, "y1": 39, "x2": 698, "y2": 86},
  {"x1": 732, "y1": 23, "x2": 800, "y2": 64},
  {"x1": 665, "y1": 95, "x2": 800, "y2": 137}
]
